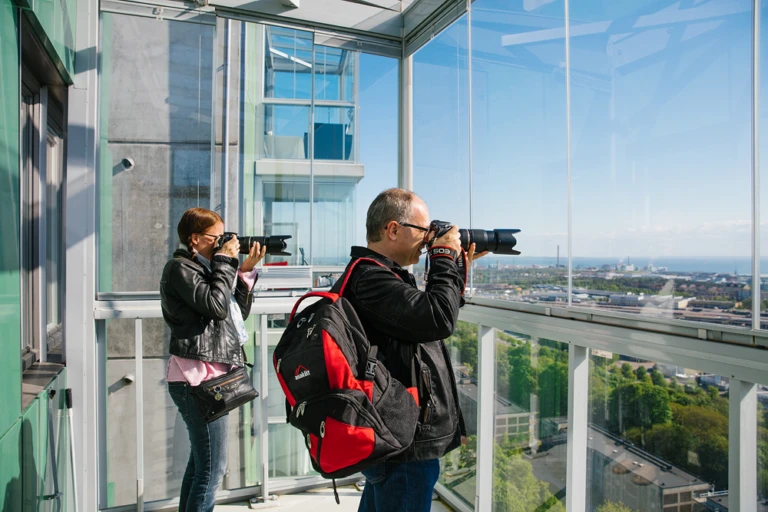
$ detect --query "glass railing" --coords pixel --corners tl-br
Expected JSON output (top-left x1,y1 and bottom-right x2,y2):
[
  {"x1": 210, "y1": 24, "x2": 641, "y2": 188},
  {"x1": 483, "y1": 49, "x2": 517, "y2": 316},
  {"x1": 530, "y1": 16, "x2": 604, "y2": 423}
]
[{"x1": 92, "y1": 294, "x2": 768, "y2": 511}]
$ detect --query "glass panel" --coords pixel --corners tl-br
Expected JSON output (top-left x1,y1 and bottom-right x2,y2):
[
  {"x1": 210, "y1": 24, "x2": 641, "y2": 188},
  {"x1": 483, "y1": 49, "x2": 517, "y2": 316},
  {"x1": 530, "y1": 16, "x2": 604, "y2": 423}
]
[
  {"x1": 470, "y1": 0, "x2": 567, "y2": 300},
  {"x1": 413, "y1": 16, "x2": 470, "y2": 250},
  {"x1": 104, "y1": 319, "x2": 137, "y2": 507},
  {"x1": 494, "y1": 333, "x2": 568, "y2": 511},
  {"x1": 311, "y1": 52, "x2": 398, "y2": 267},
  {"x1": 439, "y1": 320, "x2": 478, "y2": 506},
  {"x1": 105, "y1": 314, "x2": 264, "y2": 507},
  {"x1": 46, "y1": 131, "x2": 63, "y2": 329},
  {"x1": 588, "y1": 354, "x2": 727, "y2": 510},
  {"x1": 571, "y1": 0, "x2": 753, "y2": 328},
  {"x1": 760, "y1": 1, "x2": 768, "y2": 329},
  {"x1": 98, "y1": 13, "x2": 214, "y2": 293},
  {"x1": 251, "y1": 23, "x2": 312, "y2": 267},
  {"x1": 312, "y1": 106, "x2": 354, "y2": 161},
  {"x1": 314, "y1": 45, "x2": 354, "y2": 102},
  {"x1": 262, "y1": 105, "x2": 310, "y2": 160},
  {"x1": 20, "y1": 93, "x2": 34, "y2": 352},
  {"x1": 264, "y1": 26, "x2": 312, "y2": 100}
]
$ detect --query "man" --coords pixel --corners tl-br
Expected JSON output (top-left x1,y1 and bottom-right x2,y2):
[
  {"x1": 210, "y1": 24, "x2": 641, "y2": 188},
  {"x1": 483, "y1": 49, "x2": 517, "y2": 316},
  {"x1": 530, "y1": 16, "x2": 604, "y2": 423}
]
[{"x1": 341, "y1": 188, "x2": 486, "y2": 512}]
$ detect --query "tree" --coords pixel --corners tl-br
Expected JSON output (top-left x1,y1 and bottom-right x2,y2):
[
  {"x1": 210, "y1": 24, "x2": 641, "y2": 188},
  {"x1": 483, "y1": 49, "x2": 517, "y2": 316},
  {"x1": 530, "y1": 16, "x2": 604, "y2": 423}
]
[
  {"x1": 621, "y1": 363, "x2": 634, "y2": 379},
  {"x1": 635, "y1": 366, "x2": 647, "y2": 381},
  {"x1": 493, "y1": 449, "x2": 565, "y2": 512},
  {"x1": 595, "y1": 502, "x2": 636, "y2": 512},
  {"x1": 635, "y1": 424, "x2": 692, "y2": 469},
  {"x1": 609, "y1": 382, "x2": 672, "y2": 432},
  {"x1": 650, "y1": 370, "x2": 666, "y2": 388}
]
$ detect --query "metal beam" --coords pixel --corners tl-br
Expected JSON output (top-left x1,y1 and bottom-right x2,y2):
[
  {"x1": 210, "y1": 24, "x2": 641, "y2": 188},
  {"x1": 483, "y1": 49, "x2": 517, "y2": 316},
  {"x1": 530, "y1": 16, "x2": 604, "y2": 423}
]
[
  {"x1": 566, "y1": 344, "x2": 588, "y2": 512},
  {"x1": 475, "y1": 325, "x2": 494, "y2": 511},
  {"x1": 729, "y1": 379, "x2": 758, "y2": 512},
  {"x1": 398, "y1": 55, "x2": 413, "y2": 190},
  {"x1": 66, "y1": 0, "x2": 100, "y2": 507}
]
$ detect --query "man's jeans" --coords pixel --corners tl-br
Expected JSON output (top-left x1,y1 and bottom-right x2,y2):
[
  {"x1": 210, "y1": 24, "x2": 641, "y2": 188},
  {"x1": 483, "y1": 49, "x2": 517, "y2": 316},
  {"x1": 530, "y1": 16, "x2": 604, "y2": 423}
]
[
  {"x1": 358, "y1": 459, "x2": 440, "y2": 512},
  {"x1": 168, "y1": 382, "x2": 229, "y2": 512}
]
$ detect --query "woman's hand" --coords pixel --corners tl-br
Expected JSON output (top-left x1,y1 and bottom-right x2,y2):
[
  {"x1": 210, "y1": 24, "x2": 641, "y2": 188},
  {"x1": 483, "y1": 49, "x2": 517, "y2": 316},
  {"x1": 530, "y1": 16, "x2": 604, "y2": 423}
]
[
  {"x1": 467, "y1": 243, "x2": 489, "y2": 262},
  {"x1": 240, "y1": 242, "x2": 267, "y2": 273},
  {"x1": 219, "y1": 235, "x2": 240, "y2": 259}
]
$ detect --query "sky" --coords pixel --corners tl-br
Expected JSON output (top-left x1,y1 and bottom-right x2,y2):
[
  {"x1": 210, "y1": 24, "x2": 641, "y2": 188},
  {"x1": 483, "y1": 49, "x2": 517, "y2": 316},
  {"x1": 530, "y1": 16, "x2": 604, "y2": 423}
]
[{"x1": 354, "y1": 0, "x2": 768, "y2": 260}]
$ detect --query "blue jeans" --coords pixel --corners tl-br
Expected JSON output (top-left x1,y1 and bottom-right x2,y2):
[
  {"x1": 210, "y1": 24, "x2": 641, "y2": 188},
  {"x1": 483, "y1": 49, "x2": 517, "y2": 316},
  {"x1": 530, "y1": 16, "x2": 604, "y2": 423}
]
[
  {"x1": 358, "y1": 459, "x2": 440, "y2": 512},
  {"x1": 168, "y1": 382, "x2": 229, "y2": 512}
]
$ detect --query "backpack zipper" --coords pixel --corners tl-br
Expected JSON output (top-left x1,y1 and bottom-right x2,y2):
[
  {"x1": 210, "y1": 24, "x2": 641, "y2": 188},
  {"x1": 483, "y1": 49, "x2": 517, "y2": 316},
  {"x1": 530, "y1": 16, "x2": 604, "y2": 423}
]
[{"x1": 293, "y1": 392, "x2": 383, "y2": 433}]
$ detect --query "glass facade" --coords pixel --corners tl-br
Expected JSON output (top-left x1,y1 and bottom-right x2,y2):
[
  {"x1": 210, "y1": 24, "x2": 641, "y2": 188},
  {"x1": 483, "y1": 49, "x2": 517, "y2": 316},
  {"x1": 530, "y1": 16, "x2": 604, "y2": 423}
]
[
  {"x1": 6, "y1": 0, "x2": 768, "y2": 510},
  {"x1": 412, "y1": 1, "x2": 763, "y2": 331},
  {"x1": 570, "y1": 0, "x2": 753, "y2": 329}
]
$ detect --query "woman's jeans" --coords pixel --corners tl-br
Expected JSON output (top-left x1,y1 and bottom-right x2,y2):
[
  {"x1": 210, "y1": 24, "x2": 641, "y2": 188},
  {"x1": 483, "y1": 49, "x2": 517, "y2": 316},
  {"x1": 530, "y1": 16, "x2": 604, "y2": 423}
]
[
  {"x1": 168, "y1": 382, "x2": 229, "y2": 512},
  {"x1": 358, "y1": 459, "x2": 440, "y2": 512}
]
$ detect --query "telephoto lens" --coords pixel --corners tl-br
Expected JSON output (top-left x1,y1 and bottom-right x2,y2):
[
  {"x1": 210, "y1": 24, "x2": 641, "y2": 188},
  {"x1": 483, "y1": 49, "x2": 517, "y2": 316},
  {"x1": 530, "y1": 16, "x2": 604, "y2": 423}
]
[
  {"x1": 239, "y1": 235, "x2": 292, "y2": 256},
  {"x1": 459, "y1": 229, "x2": 521, "y2": 255},
  {"x1": 429, "y1": 221, "x2": 521, "y2": 255},
  {"x1": 217, "y1": 233, "x2": 292, "y2": 256}
]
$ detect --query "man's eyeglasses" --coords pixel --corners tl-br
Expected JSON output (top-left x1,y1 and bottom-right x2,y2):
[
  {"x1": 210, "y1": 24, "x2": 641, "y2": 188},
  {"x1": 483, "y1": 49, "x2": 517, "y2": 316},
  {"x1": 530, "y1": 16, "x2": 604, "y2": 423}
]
[{"x1": 399, "y1": 222, "x2": 429, "y2": 233}]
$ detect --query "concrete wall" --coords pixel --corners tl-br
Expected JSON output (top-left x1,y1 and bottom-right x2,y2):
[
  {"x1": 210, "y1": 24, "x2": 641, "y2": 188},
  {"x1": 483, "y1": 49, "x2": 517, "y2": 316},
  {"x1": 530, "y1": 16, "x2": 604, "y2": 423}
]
[{"x1": 100, "y1": 14, "x2": 254, "y2": 505}]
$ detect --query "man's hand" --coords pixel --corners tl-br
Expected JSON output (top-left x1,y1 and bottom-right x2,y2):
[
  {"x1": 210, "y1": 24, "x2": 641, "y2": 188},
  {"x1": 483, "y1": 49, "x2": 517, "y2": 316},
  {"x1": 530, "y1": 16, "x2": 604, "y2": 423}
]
[
  {"x1": 431, "y1": 225, "x2": 461, "y2": 253},
  {"x1": 240, "y1": 242, "x2": 267, "y2": 273},
  {"x1": 219, "y1": 235, "x2": 240, "y2": 259},
  {"x1": 467, "y1": 243, "x2": 489, "y2": 262}
]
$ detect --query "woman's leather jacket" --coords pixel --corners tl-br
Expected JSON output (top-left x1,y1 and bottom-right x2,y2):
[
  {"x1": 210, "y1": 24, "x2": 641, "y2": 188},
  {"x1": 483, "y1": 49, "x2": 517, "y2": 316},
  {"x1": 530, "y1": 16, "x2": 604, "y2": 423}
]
[{"x1": 160, "y1": 248, "x2": 253, "y2": 366}]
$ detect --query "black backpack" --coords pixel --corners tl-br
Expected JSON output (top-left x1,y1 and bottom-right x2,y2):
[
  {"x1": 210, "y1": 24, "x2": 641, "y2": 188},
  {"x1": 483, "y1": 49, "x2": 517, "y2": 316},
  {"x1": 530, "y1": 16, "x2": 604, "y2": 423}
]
[{"x1": 273, "y1": 258, "x2": 420, "y2": 482}]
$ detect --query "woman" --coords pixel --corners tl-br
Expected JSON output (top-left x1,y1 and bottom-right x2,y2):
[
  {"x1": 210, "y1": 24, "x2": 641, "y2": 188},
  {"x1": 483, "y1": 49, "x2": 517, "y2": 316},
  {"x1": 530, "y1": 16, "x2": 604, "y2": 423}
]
[{"x1": 160, "y1": 207, "x2": 266, "y2": 512}]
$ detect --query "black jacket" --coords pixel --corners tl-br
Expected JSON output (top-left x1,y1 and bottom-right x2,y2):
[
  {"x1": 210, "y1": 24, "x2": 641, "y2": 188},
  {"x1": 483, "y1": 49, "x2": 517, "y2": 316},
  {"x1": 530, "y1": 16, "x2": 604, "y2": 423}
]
[
  {"x1": 160, "y1": 248, "x2": 253, "y2": 367},
  {"x1": 339, "y1": 246, "x2": 467, "y2": 461}
]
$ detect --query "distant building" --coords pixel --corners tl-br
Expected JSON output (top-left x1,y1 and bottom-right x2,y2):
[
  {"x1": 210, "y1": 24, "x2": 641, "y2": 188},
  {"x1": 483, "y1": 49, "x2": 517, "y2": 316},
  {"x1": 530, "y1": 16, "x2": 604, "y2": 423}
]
[
  {"x1": 655, "y1": 363, "x2": 690, "y2": 379},
  {"x1": 587, "y1": 424, "x2": 710, "y2": 512},
  {"x1": 592, "y1": 349, "x2": 614, "y2": 360},
  {"x1": 688, "y1": 300, "x2": 737, "y2": 310},
  {"x1": 700, "y1": 493, "x2": 768, "y2": 511},
  {"x1": 609, "y1": 294, "x2": 644, "y2": 306},
  {"x1": 699, "y1": 374, "x2": 730, "y2": 392},
  {"x1": 455, "y1": 382, "x2": 532, "y2": 443}
]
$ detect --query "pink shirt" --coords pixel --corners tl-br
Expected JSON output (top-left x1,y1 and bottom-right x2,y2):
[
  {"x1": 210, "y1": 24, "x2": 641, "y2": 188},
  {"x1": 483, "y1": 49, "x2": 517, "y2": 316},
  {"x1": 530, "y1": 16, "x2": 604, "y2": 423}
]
[{"x1": 166, "y1": 267, "x2": 258, "y2": 386}]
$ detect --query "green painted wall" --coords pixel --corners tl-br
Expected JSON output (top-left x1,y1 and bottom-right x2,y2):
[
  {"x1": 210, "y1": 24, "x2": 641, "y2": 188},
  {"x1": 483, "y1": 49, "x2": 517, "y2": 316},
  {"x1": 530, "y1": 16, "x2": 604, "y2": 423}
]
[
  {"x1": 0, "y1": 369, "x2": 71, "y2": 512},
  {"x1": 15, "y1": 0, "x2": 77, "y2": 81},
  {"x1": 0, "y1": 0, "x2": 22, "y2": 438},
  {"x1": 0, "y1": 420, "x2": 22, "y2": 511}
]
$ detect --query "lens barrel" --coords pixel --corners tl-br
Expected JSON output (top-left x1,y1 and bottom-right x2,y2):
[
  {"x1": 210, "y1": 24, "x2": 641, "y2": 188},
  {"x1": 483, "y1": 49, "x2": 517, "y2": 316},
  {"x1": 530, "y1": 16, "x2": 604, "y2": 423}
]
[
  {"x1": 459, "y1": 229, "x2": 521, "y2": 255},
  {"x1": 239, "y1": 235, "x2": 292, "y2": 256}
]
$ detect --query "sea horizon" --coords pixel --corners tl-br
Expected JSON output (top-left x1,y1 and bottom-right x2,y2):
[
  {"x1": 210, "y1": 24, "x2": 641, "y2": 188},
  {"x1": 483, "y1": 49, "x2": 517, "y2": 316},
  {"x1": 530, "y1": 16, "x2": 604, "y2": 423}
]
[{"x1": 479, "y1": 256, "x2": 766, "y2": 275}]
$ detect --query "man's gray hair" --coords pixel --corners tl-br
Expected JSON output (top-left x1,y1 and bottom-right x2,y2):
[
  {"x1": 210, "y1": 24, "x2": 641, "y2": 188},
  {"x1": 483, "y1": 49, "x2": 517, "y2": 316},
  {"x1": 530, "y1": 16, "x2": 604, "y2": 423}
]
[{"x1": 366, "y1": 188, "x2": 419, "y2": 242}]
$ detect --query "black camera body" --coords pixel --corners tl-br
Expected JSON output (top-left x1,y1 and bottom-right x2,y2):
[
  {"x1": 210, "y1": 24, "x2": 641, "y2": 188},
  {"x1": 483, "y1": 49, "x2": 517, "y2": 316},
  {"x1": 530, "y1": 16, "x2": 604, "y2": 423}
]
[
  {"x1": 217, "y1": 232, "x2": 292, "y2": 256},
  {"x1": 429, "y1": 220, "x2": 521, "y2": 255}
]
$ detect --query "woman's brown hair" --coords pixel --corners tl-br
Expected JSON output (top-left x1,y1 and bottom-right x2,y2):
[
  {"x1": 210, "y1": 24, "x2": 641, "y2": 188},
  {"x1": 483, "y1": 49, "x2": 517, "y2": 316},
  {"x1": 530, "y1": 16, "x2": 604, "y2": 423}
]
[{"x1": 177, "y1": 207, "x2": 223, "y2": 250}]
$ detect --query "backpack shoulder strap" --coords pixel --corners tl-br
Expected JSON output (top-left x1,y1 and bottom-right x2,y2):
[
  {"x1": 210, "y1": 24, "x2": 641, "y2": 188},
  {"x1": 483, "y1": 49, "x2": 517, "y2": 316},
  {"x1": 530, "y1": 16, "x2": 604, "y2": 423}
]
[
  {"x1": 289, "y1": 291, "x2": 338, "y2": 322},
  {"x1": 335, "y1": 257, "x2": 399, "y2": 297}
]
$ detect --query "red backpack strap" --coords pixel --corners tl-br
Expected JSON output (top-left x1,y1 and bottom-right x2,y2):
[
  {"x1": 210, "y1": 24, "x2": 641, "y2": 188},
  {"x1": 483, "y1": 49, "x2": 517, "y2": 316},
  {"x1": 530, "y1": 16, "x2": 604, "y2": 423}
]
[
  {"x1": 336, "y1": 257, "x2": 400, "y2": 297},
  {"x1": 289, "y1": 291, "x2": 339, "y2": 322}
]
